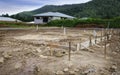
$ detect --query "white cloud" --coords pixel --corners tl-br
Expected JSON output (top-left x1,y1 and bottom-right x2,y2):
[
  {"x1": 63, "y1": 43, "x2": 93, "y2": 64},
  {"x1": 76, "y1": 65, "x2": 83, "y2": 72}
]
[
  {"x1": 0, "y1": 6, "x2": 39, "y2": 15},
  {"x1": 47, "y1": 0, "x2": 91, "y2": 5}
]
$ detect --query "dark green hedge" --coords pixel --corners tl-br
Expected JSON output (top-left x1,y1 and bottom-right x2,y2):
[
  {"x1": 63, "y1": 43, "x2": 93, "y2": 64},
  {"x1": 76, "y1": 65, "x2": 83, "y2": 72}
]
[{"x1": 47, "y1": 18, "x2": 120, "y2": 28}]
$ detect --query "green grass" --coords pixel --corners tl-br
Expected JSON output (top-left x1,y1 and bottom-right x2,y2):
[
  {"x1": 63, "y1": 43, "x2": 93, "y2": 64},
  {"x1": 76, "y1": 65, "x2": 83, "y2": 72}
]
[{"x1": 0, "y1": 21, "x2": 36, "y2": 28}]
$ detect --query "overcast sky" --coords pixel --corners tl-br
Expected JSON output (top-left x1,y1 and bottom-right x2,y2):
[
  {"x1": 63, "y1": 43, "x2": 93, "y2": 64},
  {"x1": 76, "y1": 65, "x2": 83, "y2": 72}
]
[{"x1": 0, "y1": 0, "x2": 91, "y2": 15}]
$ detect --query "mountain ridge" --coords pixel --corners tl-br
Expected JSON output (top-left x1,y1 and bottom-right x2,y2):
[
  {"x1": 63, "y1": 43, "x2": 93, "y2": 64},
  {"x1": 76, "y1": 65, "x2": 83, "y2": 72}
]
[{"x1": 10, "y1": 0, "x2": 120, "y2": 22}]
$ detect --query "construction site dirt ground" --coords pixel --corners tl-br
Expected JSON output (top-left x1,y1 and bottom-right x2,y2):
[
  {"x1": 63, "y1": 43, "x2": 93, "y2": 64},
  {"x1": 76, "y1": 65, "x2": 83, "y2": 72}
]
[{"x1": 0, "y1": 28, "x2": 120, "y2": 75}]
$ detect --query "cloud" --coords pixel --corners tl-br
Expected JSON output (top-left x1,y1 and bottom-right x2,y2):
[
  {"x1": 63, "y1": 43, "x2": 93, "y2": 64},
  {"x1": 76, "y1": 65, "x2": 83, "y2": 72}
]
[
  {"x1": 0, "y1": 2, "x2": 39, "y2": 15},
  {"x1": 0, "y1": 0, "x2": 91, "y2": 15}
]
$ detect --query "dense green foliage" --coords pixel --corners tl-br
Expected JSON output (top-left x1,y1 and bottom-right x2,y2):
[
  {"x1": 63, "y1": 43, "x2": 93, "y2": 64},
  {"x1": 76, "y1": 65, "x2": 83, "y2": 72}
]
[
  {"x1": 47, "y1": 19, "x2": 80, "y2": 27},
  {"x1": 1, "y1": 13, "x2": 9, "y2": 17},
  {"x1": 109, "y1": 17, "x2": 120, "y2": 28},
  {"x1": 10, "y1": 12, "x2": 34, "y2": 22},
  {"x1": 47, "y1": 18, "x2": 120, "y2": 28},
  {"x1": 10, "y1": 0, "x2": 120, "y2": 22}
]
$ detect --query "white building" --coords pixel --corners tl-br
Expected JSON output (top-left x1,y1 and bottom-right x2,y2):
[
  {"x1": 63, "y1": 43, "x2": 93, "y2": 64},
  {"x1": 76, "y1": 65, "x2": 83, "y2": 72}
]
[
  {"x1": 0, "y1": 17, "x2": 21, "y2": 22},
  {"x1": 33, "y1": 12, "x2": 74, "y2": 24}
]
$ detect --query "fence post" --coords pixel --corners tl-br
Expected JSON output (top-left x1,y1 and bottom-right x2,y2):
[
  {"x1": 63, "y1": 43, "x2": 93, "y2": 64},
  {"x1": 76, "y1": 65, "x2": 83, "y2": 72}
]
[
  {"x1": 64, "y1": 28, "x2": 66, "y2": 35},
  {"x1": 50, "y1": 47, "x2": 53, "y2": 56},
  {"x1": 93, "y1": 30, "x2": 97, "y2": 44},
  {"x1": 101, "y1": 29, "x2": 103, "y2": 42},
  {"x1": 89, "y1": 35, "x2": 92, "y2": 46},
  {"x1": 68, "y1": 42, "x2": 71, "y2": 61},
  {"x1": 49, "y1": 43, "x2": 53, "y2": 56},
  {"x1": 36, "y1": 25, "x2": 39, "y2": 31},
  {"x1": 80, "y1": 39, "x2": 82, "y2": 50},
  {"x1": 95, "y1": 35, "x2": 97, "y2": 44},
  {"x1": 77, "y1": 43, "x2": 80, "y2": 51},
  {"x1": 104, "y1": 35, "x2": 107, "y2": 59}
]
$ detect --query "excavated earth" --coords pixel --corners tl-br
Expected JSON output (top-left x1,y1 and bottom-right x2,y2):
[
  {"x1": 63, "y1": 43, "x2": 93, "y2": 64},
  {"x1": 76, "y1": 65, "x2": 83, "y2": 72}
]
[{"x1": 0, "y1": 28, "x2": 119, "y2": 75}]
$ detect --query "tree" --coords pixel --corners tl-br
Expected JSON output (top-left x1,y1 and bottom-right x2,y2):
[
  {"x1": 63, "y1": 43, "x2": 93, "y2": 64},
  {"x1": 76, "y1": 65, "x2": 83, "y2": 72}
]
[{"x1": 2, "y1": 13, "x2": 9, "y2": 17}]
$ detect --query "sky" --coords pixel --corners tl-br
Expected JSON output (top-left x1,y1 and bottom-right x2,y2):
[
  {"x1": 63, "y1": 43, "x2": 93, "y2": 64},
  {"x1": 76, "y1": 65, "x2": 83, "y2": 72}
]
[{"x1": 0, "y1": 0, "x2": 91, "y2": 15}]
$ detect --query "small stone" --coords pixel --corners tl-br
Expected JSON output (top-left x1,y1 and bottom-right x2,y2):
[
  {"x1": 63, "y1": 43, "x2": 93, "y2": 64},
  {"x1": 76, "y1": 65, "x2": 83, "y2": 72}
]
[
  {"x1": 74, "y1": 68, "x2": 79, "y2": 72},
  {"x1": 83, "y1": 68, "x2": 96, "y2": 75},
  {"x1": 63, "y1": 68, "x2": 69, "y2": 72},
  {"x1": 110, "y1": 65, "x2": 117, "y2": 72},
  {"x1": 0, "y1": 57, "x2": 4, "y2": 63},
  {"x1": 112, "y1": 52, "x2": 117, "y2": 55},
  {"x1": 34, "y1": 66, "x2": 40, "y2": 75},
  {"x1": 55, "y1": 52, "x2": 63, "y2": 57},
  {"x1": 2, "y1": 52, "x2": 12, "y2": 59},
  {"x1": 56, "y1": 71, "x2": 64, "y2": 75},
  {"x1": 69, "y1": 71, "x2": 75, "y2": 75},
  {"x1": 14, "y1": 62, "x2": 22, "y2": 69},
  {"x1": 68, "y1": 62, "x2": 73, "y2": 68},
  {"x1": 39, "y1": 55, "x2": 48, "y2": 58},
  {"x1": 36, "y1": 48, "x2": 41, "y2": 53}
]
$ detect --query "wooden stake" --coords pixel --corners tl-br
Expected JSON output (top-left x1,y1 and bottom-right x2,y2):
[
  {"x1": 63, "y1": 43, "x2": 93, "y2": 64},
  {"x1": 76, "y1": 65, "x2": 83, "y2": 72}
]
[
  {"x1": 77, "y1": 43, "x2": 80, "y2": 51},
  {"x1": 64, "y1": 28, "x2": 66, "y2": 35},
  {"x1": 89, "y1": 35, "x2": 92, "y2": 46},
  {"x1": 68, "y1": 42, "x2": 71, "y2": 61},
  {"x1": 50, "y1": 47, "x2": 53, "y2": 56},
  {"x1": 104, "y1": 36, "x2": 107, "y2": 59},
  {"x1": 95, "y1": 35, "x2": 97, "y2": 44},
  {"x1": 93, "y1": 30, "x2": 97, "y2": 37},
  {"x1": 48, "y1": 44, "x2": 53, "y2": 56},
  {"x1": 101, "y1": 29, "x2": 103, "y2": 42},
  {"x1": 80, "y1": 39, "x2": 82, "y2": 49},
  {"x1": 106, "y1": 33, "x2": 108, "y2": 41},
  {"x1": 36, "y1": 25, "x2": 38, "y2": 31}
]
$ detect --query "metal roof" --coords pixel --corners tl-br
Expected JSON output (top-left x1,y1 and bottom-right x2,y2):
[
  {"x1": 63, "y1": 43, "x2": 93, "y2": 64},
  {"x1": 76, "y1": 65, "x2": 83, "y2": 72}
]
[
  {"x1": 0, "y1": 17, "x2": 21, "y2": 22},
  {"x1": 34, "y1": 12, "x2": 75, "y2": 18}
]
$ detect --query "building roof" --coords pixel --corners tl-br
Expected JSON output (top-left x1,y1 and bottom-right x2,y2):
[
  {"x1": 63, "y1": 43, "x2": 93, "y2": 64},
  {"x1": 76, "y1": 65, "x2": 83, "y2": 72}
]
[
  {"x1": 0, "y1": 17, "x2": 21, "y2": 22},
  {"x1": 34, "y1": 12, "x2": 75, "y2": 18}
]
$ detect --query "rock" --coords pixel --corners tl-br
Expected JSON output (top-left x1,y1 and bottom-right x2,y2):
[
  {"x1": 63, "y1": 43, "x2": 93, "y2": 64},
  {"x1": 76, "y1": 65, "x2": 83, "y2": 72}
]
[
  {"x1": 69, "y1": 71, "x2": 75, "y2": 75},
  {"x1": 34, "y1": 66, "x2": 40, "y2": 75},
  {"x1": 112, "y1": 52, "x2": 117, "y2": 55},
  {"x1": 56, "y1": 71, "x2": 64, "y2": 75},
  {"x1": 63, "y1": 68, "x2": 69, "y2": 72},
  {"x1": 39, "y1": 55, "x2": 48, "y2": 58},
  {"x1": 112, "y1": 72, "x2": 117, "y2": 75},
  {"x1": 36, "y1": 48, "x2": 41, "y2": 53},
  {"x1": 74, "y1": 68, "x2": 79, "y2": 72},
  {"x1": 0, "y1": 57, "x2": 4, "y2": 64},
  {"x1": 2, "y1": 52, "x2": 12, "y2": 59},
  {"x1": 14, "y1": 62, "x2": 22, "y2": 69},
  {"x1": 68, "y1": 62, "x2": 73, "y2": 68},
  {"x1": 110, "y1": 65, "x2": 117, "y2": 72},
  {"x1": 54, "y1": 51, "x2": 65, "y2": 57},
  {"x1": 83, "y1": 68, "x2": 96, "y2": 75}
]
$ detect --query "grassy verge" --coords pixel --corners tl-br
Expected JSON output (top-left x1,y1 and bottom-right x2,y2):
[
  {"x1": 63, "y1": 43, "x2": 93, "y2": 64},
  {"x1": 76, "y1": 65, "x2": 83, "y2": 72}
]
[{"x1": 0, "y1": 21, "x2": 36, "y2": 28}]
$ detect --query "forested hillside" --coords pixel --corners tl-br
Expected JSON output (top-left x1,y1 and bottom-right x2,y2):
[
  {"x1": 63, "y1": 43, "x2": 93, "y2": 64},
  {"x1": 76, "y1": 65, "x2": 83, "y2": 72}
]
[{"x1": 9, "y1": 0, "x2": 120, "y2": 22}]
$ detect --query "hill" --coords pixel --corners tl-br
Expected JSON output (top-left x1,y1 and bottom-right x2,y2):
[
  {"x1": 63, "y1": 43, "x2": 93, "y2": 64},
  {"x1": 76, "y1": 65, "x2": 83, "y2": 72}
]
[{"x1": 10, "y1": 0, "x2": 120, "y2": 22}]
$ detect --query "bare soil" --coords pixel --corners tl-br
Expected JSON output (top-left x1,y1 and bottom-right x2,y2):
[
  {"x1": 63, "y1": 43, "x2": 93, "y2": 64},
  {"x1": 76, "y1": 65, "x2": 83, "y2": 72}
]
[{"x1": 0, "y1": 28, "x2": 119, "y2": 75}]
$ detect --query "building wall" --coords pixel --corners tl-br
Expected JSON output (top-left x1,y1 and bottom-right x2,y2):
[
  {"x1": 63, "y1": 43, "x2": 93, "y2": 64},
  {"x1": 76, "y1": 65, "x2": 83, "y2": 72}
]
[
  {"x1": 34, "y1": 16, "x2": 63, "y2": 24},
  {"x1": 34, "y1": 17, "x2": 43, "y2": 24},
  {"x1": 51, "y1": 17, "x2": 61, "y2": 20}
]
